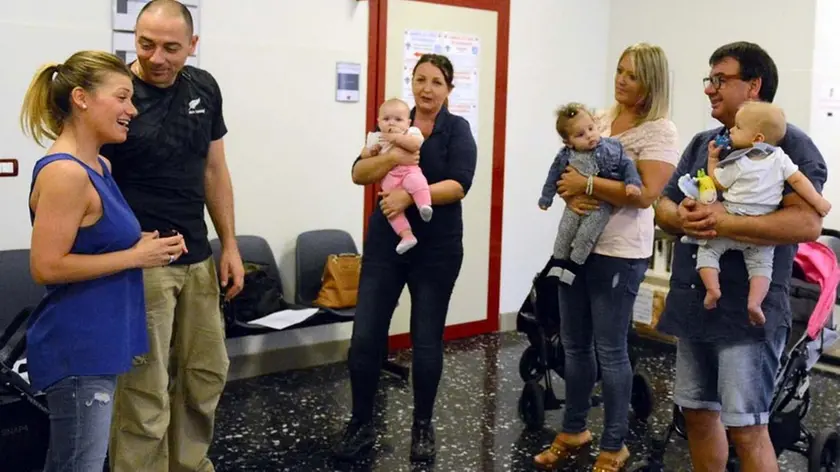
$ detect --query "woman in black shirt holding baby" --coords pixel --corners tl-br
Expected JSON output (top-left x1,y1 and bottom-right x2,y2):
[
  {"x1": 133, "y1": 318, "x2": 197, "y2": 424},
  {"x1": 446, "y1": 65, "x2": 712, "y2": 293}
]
[{"x1": 333, "y1": 53, "x2": 477, "y2": 462}]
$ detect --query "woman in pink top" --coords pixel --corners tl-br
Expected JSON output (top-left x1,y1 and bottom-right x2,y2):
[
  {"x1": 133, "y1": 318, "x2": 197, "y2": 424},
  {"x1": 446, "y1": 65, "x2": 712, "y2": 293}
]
[{"x1": 534, "y1": 43, "x2": 680, "y2": 471}]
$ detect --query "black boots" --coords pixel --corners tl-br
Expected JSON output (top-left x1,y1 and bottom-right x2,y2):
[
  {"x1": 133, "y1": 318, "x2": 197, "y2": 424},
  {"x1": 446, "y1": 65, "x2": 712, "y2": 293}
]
[
  {"x1": 410, "y1": 419, "x2": 436, "y2": 462},
  {"x1": 332, "y1": 419, "x2": 376, "y2": 461},
  {"x1": 333, "y1": 418, "x2": 437, "y2": 462}
]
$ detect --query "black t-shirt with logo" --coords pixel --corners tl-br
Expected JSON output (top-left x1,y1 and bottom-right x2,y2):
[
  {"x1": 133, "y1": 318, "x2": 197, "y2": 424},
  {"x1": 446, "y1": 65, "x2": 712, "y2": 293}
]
[{"x1": 101, "y1": 65, "x2": 227, "y2": 265}]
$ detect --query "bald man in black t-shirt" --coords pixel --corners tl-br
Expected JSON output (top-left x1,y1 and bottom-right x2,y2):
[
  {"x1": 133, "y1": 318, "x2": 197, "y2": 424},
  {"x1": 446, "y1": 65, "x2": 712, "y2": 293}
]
[{"x1": 100, "y1": 2, "x2": 244, "y2": 470}]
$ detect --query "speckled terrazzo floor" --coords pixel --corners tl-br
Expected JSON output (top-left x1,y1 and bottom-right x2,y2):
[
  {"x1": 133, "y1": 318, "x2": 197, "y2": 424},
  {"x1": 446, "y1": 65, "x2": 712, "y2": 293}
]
[{"x1": 208, "y1": 331, "x2": 840, "y2": 471}]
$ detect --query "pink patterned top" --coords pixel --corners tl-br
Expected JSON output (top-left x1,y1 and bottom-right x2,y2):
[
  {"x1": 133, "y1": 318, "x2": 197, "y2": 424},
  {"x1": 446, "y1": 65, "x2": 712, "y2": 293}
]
[{"x1": 593, "y1": 110, "x2": 680, "y2": 259}]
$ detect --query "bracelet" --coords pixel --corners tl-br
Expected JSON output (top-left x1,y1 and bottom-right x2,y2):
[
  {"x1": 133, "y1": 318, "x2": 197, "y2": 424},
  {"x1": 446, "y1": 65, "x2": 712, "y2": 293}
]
[{"x1": 585, "y1": 175, "x2": 594, "y2": 196}]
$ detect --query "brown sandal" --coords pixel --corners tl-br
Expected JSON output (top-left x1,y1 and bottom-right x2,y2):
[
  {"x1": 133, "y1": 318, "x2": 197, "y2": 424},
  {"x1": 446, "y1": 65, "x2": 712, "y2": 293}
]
[
  {"x1": 593, "y1": 446, "x2": 630, "y2": 472},
  {"x1": 533, "y1": 432, "x2": 592, "y2": 470}
]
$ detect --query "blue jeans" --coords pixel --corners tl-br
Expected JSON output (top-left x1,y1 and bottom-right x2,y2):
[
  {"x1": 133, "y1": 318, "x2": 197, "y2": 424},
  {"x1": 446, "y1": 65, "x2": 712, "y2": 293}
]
[
  {"x1": 674, "y1": 325, "x2": 788, "y2": 427},
  {"x1": 348, "y1": 247, "x2": 463, "y2": 423},
  {"x1": 43, "y1": 375, "x2": 117, "y2": 472},
  {"x1": 559, "y1": 254, "x2": 648, "y2": 451}
]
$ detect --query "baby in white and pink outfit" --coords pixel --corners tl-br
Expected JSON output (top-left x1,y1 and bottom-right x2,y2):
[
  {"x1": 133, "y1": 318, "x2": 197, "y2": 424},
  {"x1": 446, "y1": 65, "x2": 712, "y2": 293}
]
[{"x1": 366, "y1": 98, "x2": 433, "y2": 254}]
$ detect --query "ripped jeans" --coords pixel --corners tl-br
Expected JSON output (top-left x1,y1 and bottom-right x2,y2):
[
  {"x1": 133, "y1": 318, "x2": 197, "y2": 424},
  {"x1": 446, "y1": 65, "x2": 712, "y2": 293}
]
[
  {"x1": 558, "y1": 253, "x2": 648, "y2": 451},
  {"x1": 44, "y1": 375, "x2": 117, "y2": 472}
]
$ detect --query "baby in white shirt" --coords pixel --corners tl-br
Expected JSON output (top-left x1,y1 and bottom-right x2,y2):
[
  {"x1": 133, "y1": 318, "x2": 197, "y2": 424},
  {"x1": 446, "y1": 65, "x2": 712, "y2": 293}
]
[
  {"x1": 365, "y1": 98, "x2": 432, "y2": 254},
  {"x1": 695, "y1": 101, "x2": 831, "y2": 325}
]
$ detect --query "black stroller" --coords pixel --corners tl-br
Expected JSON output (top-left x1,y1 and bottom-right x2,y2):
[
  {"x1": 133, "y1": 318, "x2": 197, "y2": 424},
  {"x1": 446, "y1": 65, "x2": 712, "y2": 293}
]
[
  {"x1": 0, "y1": 306, "x2": 50, "y2": 472},
  {"x1": 515, "y1": 257, "x2": 656, "y2": 430},
  {"x1": 629, "y1": 233, "x2": 840, "y2": 472}
]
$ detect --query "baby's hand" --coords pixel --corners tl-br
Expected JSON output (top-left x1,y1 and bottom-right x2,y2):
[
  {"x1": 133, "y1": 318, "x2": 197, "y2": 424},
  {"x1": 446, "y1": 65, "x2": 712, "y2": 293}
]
[
  {"x1": 625, "y1": 184, "x2": 642, "y2": 197},
  {"x1": 816, "y1": 198, "x2": 832, "y2": 217},
  {"x1": 707, "y1": 140, "x2": 722, "y2": 161},
  {"x1": 380, "y1": 132, "x2": 400, "y2": 144}
]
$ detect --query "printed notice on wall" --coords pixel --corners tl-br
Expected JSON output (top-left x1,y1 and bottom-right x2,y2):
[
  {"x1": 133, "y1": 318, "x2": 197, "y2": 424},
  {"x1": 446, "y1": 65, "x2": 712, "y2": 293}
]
[
  {"x1": 112, "y1": 0, "x2": 200, "y2": 66},
  {"x1": 403, "y1": 29, "x2": 480, "y2": 142}
]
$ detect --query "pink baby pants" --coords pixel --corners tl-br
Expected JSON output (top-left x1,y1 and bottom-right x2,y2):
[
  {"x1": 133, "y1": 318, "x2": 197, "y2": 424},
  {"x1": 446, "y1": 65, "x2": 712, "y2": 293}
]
[{"x1": 381, "y1": 164, "x2": 431, "y2": 235}]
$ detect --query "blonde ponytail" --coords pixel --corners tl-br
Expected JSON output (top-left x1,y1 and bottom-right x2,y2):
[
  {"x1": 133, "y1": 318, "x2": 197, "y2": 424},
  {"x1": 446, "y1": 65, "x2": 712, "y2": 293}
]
[
  {"x1": 20, "y1": 63, "x2": 63, "y2": 147},
  {"x1": 19, "y1": 50, "x2": 132, "y2": 148}
]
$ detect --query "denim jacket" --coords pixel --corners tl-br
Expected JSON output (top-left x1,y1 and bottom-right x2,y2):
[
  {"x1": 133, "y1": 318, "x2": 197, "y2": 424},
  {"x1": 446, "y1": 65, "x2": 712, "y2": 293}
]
[{"x1": 539, "y1": 137, "x2": 642, "y2": 208}]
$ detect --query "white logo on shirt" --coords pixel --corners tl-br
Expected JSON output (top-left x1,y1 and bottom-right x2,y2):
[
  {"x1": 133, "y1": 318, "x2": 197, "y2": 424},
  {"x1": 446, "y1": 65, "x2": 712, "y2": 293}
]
[{"x1": 188, "y1": 98, "x2": 205, "y2": 115}]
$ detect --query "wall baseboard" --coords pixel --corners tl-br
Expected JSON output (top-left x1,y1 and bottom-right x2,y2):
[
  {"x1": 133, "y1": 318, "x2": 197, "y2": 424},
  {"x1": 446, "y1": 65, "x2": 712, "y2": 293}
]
[{"x1": 499, "y1": 311, "x2": 518, "y2": 332}]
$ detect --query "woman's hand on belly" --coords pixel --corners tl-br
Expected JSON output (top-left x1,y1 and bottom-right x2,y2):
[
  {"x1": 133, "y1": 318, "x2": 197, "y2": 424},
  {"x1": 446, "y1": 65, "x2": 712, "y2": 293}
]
[{"x1": 379, "y1": 188, "x2": 413, "y2": 218}]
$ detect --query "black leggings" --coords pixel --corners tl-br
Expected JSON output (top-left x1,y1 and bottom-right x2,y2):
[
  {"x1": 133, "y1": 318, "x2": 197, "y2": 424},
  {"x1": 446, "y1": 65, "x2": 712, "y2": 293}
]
[{"x1": 347, "y1": 249, "x2": 463, "y2": 423}]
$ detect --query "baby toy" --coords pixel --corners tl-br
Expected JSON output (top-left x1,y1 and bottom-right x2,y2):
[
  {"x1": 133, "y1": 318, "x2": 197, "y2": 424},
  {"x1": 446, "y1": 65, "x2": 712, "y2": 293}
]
[
  {"x1": 714, "y1": 133, "x2": 732, "y2": 151},
  {"x1": 676, "y1": 168, "x2": 718, "y2": 244}
]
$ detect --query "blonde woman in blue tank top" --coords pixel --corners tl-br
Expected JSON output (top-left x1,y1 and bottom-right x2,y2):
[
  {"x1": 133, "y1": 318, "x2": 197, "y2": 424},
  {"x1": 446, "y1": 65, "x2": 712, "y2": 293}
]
[{"x1": 20, "y1": 50, "x2": 187, "y2": 472}]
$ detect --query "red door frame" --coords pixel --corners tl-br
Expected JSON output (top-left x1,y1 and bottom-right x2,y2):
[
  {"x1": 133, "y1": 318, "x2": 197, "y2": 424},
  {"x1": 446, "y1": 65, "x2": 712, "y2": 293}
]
[{"x1": 361, "y1": 0, "x2": 509, "y2": 350}]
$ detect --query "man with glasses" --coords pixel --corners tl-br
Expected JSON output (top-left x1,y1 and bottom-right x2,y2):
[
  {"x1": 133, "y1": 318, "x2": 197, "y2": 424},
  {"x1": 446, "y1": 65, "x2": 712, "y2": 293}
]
[{"x1": 654, "y1": 42, "x2": 827, "y2": 471}]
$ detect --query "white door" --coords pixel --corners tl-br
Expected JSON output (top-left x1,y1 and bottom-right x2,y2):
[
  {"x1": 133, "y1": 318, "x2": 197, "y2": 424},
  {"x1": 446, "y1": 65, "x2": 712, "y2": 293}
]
[{"x1": 383, "y1": 0, "x2": 500, "y2": 336}]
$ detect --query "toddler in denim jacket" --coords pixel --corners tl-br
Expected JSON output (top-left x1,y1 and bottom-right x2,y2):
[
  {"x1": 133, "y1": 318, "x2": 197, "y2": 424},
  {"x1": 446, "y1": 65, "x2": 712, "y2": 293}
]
[{"x1": 540, "y1": 103, "x2": 642, "y2": 267}]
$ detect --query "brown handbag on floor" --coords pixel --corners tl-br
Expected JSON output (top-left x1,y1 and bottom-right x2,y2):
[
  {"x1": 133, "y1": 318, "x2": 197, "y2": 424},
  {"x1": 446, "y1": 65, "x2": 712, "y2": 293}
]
[{"x1": 314, "y1": 253, "x2": 362, "y2": 309}]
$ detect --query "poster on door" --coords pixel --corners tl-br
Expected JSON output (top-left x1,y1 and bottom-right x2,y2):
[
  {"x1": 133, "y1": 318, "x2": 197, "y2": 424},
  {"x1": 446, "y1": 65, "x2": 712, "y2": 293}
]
[{"x1": 403, "y1": 29, "x2": 480, "y2": 142}]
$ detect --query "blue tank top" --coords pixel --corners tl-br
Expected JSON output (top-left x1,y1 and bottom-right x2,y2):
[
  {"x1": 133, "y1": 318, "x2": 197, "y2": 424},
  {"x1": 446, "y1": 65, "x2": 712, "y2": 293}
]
[{"x1": 26, "y1": 153, "x2": 148, "y2": 391}]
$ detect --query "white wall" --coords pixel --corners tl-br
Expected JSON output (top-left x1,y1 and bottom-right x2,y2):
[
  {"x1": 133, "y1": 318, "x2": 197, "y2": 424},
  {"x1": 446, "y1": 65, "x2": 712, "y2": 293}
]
[
  {"x1": 0, "y1": 0, "x2": 610, "y2": 339},
  {"x1": 810, "y1": 0, "x2": 840, "y2": 229},
  {"x1": 0, "y1": 0, "x2": 370, "y2": 280},
  {"x1": 499, "y1": 0, "x2": 611, "y2": 313},
  {"x1": 199, "y1": 0, "x2": 369, "y2": 294},
  {"x1": 608, "y1": 0, "x2": 817, "y2": 150},
  {"x1": 2, "y1": 0, "x2": 825, "y2": 334},
  {"x1": 0, "y1": 2, "x2": 112, "y2": 249}
]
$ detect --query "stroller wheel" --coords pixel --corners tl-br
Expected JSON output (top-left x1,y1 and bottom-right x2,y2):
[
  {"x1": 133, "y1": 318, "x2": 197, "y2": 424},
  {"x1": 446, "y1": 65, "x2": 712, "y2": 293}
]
[
  {"x1": 631, "y1": 372, "x2": 655, "y2": 421},
  {"x1": 518, "y1": 380, "x2": 545, "y2": 431},
  {"x1": 808, "y1": 427, "x2": 840, "y2": 472},
  {"x1": 518, "y1": 345, "x2": 545, "y2": 382}
]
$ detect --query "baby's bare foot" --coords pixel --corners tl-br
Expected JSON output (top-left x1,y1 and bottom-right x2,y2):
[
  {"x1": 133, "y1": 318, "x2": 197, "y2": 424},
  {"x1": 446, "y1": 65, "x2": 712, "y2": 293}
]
[{"x1": 704, "y1": 288, "x2": 721, "y2": 310}]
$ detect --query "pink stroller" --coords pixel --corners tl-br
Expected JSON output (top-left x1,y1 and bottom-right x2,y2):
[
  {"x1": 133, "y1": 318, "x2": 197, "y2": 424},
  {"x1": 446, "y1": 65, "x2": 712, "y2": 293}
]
[{"x1": 630, "y1": 235, "x2": 840, "y2": 472}]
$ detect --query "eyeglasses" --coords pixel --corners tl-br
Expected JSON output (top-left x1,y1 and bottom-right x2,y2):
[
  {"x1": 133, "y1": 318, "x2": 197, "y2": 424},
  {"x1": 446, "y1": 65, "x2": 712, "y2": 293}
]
[{"x1": 702, "y1": 74, "x2": 741, "y2": 90}]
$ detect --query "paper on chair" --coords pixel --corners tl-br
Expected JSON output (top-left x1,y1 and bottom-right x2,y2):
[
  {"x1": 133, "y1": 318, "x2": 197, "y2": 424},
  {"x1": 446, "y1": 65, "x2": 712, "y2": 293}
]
[{"x1": 246, "y1": 308, "x2": 320, "y2": 331}]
